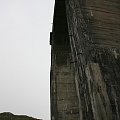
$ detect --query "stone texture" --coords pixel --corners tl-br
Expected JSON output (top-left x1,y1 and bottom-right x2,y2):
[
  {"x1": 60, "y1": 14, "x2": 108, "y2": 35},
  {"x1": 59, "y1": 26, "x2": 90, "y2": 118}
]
[{"x1": 51, "y1": 0, "x2": 120, "y2": 120}]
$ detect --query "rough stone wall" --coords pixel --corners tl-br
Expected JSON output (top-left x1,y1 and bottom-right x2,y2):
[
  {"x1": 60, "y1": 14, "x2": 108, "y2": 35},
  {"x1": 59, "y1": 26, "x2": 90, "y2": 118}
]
[
  {"x1": 51, "y1": 0, "x2": 120, "y2": 120},
  {"x1": 66, "y1": 0, "x2": 120, "y2": 120},
  {"x1": 51, "y1": 52, "x2": 79, "y2": 120},
  {"x1": 50, "y1": 1, "x2": 79, "y2": 120}
]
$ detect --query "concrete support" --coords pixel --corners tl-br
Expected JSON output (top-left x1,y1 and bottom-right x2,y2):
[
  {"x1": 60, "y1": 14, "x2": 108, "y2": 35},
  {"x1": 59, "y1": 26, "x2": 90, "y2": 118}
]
[{"x1": 50, "y1": 0, "x2": 120, "y2": 120}]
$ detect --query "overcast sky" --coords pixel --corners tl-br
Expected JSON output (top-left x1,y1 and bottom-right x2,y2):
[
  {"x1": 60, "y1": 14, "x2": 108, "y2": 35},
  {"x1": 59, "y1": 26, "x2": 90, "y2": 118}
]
[{"x1": 0, "y1": 0, "x2": 54, "y2": 120}]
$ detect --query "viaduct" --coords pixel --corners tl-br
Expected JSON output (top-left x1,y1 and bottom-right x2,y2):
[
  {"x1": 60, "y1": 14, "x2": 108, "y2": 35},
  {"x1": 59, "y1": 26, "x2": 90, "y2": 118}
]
[{"x1": 50, "y1": 0, "x2": 120, "y2": 120}]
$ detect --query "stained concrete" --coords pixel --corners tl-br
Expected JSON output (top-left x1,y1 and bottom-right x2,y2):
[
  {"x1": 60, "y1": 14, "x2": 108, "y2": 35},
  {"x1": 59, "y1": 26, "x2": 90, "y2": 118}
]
[{"x1": 50, "y1": 0, "x2": 120, "y2": 120}]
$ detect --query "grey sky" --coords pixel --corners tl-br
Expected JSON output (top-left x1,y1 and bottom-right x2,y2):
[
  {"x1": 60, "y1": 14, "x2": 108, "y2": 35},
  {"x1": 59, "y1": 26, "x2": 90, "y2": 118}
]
[{"x1": 0, "y1": 0, "x2": 54, "y2": 120}]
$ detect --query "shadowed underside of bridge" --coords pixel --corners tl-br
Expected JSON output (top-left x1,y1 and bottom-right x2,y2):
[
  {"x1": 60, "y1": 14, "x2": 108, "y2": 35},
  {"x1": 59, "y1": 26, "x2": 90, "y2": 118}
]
[{"x1": 50, "y1": 0, "x2": 120, "y2": 120}]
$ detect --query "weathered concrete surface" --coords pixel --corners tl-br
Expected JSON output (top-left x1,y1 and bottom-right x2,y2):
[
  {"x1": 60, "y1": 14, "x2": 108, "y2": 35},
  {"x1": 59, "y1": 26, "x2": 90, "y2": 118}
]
[
  {"x1": 0, "y1": 112, "x2": 41, "y2": 120},
  {"x1": 51, "y1": 0, "x2": 120, "y2": 120}
]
